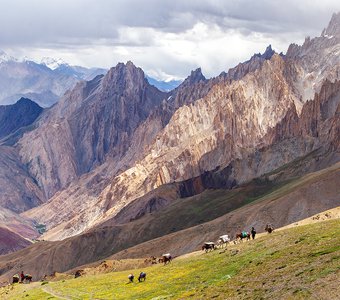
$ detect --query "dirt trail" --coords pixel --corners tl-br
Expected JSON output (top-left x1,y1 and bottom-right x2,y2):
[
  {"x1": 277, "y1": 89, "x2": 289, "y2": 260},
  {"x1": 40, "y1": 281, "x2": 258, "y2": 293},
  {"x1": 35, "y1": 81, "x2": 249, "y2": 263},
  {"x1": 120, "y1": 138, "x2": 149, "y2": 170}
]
[
  {"x1": 278, "y1": 206, "x2": 340, "y2": 230},
  {"x1": 42, "y1": 286, "x2": 73, "y2": 300}
]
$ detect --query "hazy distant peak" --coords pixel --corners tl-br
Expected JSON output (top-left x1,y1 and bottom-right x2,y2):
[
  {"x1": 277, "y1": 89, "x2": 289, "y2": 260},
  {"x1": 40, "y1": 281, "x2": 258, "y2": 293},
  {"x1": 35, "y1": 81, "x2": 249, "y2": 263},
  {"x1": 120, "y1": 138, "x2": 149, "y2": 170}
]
[
  {"x1": 0, "y1": 50, "x2": 16, "y2": 63},
  {"x1": 145, "y1": 75, "x2": 182, "y2": 92},
  {"x1": 41, "y1": 57, "x2": 68, "y2": 70}
]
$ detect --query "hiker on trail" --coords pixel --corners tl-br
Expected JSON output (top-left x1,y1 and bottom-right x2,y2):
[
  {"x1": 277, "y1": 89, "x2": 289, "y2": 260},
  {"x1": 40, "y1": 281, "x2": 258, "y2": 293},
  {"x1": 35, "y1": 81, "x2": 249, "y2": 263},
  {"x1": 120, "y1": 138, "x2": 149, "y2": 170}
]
[
  {"x1": 128, "y1": 273, "x2": 134, "y2": 283},
  {"x1": 20, "y1": 271, "x2": 24, "y2": 283},
  {"x1": 251, "y1": 227, "x2": 256, "y2": 240}
]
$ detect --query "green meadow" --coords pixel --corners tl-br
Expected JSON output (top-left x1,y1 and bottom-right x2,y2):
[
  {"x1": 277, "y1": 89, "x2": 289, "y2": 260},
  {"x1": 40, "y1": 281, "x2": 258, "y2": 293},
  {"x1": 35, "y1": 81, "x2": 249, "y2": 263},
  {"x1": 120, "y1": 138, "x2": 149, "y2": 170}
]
[{"x1": 2, "y1": 218, "x2": 339, "y2": 299}]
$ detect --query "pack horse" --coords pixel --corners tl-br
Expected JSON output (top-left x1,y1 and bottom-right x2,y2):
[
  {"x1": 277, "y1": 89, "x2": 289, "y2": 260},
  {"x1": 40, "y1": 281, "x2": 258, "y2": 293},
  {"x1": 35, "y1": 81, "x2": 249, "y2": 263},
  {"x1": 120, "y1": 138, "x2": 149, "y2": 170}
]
[{"x1": 216, "y1": 235, "x2": 230, "y2": 248}]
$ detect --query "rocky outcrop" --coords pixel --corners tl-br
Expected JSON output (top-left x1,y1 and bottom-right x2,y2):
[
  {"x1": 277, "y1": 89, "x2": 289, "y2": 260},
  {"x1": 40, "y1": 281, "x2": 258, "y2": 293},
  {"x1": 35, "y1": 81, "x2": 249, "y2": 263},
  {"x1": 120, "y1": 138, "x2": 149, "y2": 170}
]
[
  {"x1": 0, "y1": 146, "x2": 44, "y2": 212},
  {"x1": 0, "y1": 98, "x2": 42, "y2": 139}
]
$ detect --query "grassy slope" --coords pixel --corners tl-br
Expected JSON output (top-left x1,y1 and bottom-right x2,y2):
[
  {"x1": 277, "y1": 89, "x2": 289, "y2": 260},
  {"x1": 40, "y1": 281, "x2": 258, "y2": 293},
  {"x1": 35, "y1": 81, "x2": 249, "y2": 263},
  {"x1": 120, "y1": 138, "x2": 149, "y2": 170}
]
[{"x1": 2, "y1": 219, "x2": 339, "y2": 300}]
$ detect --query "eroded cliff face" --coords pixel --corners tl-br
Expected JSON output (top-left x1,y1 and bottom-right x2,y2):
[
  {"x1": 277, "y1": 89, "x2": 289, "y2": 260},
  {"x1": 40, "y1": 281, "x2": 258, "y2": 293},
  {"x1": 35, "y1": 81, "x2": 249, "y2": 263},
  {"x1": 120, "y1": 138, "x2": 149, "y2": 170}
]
[
  {"x1": 21, "y1": 15, "x2": 340, "y2": 240},
  {"x1": 286, "y1": 13, "x2": 340, "y2": 104},
  {"x1": 0, "y1": 146, "x2": 44, "y2": 213}
]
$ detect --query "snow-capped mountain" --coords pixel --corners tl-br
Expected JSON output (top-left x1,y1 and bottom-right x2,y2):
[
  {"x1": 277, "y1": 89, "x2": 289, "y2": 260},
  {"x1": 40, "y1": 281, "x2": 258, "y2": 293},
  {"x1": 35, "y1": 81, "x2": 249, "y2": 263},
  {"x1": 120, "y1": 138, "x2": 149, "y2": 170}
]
[
  {"x1": 0, "y1": 50, "x2": 106, "y2": 107},
  {"x1": 40, "y1": 57, "x2": 68, "y2": 70},
  {"x1": 0, "y1": 50, "x2": 16, "y2": 63}
]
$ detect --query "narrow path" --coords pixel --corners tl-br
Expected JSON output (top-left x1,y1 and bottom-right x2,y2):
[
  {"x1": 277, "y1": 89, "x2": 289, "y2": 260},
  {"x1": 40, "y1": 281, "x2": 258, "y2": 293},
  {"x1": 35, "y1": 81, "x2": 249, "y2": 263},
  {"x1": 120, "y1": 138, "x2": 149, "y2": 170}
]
[{"x1": 42, "y1": 286, "x2": 73, "y2": 300}]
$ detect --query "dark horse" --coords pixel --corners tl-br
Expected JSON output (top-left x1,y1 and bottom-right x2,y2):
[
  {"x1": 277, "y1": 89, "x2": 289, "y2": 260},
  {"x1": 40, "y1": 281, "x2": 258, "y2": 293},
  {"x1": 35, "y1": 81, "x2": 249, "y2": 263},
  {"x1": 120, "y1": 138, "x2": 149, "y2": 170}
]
[
  {"x1": 236, "y1": 232, "x2": 250, "y2": 241},
  {"x1": 265, "y1": 224, "x2": 274, "y2": 233},
  {"x1": 159, "y1": 254, "x2": 172, "y2": 265},
  {"x1": 202, "y1": 242, "x2": 216, "y2": 252},
  {"x1": 138, "y1": 272, "x2": 146, "y2": 282}
]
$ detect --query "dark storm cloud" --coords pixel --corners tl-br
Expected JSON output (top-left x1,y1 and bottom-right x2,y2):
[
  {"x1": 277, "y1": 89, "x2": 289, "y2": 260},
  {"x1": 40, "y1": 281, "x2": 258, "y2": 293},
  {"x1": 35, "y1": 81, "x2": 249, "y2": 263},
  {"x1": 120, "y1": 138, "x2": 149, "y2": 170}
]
[
  {"x1": 1, "y1": 0, "x2": 339, "y2": 47},
  {"x1": 1, "y1": 0, "x2": 339, "y2": 79}
]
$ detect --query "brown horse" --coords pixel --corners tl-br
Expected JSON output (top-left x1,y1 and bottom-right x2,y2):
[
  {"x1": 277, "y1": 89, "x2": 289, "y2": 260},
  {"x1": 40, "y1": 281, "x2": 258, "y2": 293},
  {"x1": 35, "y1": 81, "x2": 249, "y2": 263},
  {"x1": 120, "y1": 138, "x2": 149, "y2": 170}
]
[
  {"x1": 23, "y1": 274, "x2": 32, "y2": 283},
  {"x1": 202, "y1": 242, "x2": 216, "y2": 252},
  {"x1": 236, "y1": 232, "x2": 250, "y2": 241},
  {"x1": 159, "y1": 254, "x2": 172, "y2": 265},
  {"x1": 144, "y1": 256, "x2": 157, "y2": 264}
]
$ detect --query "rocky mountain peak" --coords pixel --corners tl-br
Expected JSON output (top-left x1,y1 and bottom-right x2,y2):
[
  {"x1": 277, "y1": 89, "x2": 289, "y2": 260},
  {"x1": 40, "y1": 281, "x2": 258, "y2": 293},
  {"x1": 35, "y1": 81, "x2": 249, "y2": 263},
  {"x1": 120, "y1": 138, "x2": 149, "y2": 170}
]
[
  {"x1": 102, "y1": 61, "x2": 147, "y2": 91},
  {"x1": 180, "y1": 68, "x2": 206, "y2": 87},
  {"x1": 251, "y1": 45, "x2": 275, "y2": 61},
  {"x1": 262, "y1": 45, "x2": 275, "y2": 59},
  {"x1": 322, "y1": 12, "x2": 340, "y2": 37},
  {"x1": 222, "y1": 45, "x2": 276, "y2": 81}
]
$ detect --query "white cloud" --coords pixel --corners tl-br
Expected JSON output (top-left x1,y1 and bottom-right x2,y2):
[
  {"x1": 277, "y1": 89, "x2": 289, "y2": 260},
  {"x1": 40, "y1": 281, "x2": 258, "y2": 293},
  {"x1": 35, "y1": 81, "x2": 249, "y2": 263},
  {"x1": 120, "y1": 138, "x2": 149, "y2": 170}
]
[{"x1": 1, "y1": 0, "x2": 340, "y2": 80}]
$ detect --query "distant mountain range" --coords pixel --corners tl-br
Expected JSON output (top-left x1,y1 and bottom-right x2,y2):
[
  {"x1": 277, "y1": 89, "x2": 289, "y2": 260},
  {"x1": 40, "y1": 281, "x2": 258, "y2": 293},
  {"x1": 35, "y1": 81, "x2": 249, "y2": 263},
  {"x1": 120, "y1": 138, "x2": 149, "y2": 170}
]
[
  {"x1": 0, "y1": 51, "x2": 106, "y2": 107},
  {"x1": 0, "y1": 52, "x2": 181, "y2": 107}
]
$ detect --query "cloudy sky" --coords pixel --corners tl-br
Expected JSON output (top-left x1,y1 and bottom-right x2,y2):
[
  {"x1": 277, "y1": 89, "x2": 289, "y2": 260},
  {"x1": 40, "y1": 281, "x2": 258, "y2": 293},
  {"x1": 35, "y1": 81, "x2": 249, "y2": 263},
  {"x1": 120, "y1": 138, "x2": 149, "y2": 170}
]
[{"x1": 1, "y1": 0, "x2": 340, "y2": 80}]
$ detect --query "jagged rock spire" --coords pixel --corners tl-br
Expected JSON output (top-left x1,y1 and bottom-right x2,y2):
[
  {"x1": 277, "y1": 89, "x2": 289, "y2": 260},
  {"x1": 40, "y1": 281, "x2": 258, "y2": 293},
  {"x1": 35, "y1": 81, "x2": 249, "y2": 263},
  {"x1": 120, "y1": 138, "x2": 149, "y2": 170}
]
[
  {"x1": 181, "y1": 68, "x2": 206, "y2": 86},
  {"x1": 322, "y1": 12, "x2": 340, "y2": 37}
]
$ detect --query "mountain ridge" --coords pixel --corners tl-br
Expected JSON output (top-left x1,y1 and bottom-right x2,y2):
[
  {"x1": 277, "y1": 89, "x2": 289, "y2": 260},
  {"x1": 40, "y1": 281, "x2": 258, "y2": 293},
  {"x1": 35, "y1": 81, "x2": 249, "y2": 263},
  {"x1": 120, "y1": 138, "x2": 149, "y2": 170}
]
[{"x1": 18, "y1": 14, "x2": 340, "y2": 241}]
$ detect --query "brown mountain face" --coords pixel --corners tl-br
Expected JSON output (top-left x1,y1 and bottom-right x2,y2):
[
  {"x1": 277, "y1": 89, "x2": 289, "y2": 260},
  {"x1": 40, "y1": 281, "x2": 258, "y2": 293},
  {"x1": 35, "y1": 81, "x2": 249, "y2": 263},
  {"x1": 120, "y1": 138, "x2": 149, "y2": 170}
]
[
  {"x1": 21, "y1": 14, "x2": 340, "y2": 241},
  {"x1": 0, "y1": 227, "x2": 31, "y2": 255},
  {"x1": 0, "y1": 207, "x2": 37, "y2": 255},
  {"x1": 21, "y1": 66, "x2": 215, "y2": 239},
  {"x1": 17, "y1": 62, "x2": 167, "y2": 200}
]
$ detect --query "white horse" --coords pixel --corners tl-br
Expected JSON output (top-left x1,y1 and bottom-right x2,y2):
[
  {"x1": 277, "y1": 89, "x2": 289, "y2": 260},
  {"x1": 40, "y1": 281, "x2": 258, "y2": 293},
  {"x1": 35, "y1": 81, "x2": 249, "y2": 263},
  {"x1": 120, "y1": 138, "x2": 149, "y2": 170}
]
[{"x1": 216, "y1": 235, "x2": 230, "y2": 248}]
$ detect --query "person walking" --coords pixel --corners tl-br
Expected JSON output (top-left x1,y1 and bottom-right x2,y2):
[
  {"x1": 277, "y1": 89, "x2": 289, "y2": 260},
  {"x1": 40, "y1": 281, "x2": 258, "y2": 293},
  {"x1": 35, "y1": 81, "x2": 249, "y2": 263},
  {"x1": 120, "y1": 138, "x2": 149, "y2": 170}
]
[
  {"x1": 251, "y1": 227, "x2": 256, "y2": 240},
  {"x1": 20, "y1": 271, "x2": 25, "y2": 283}
]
